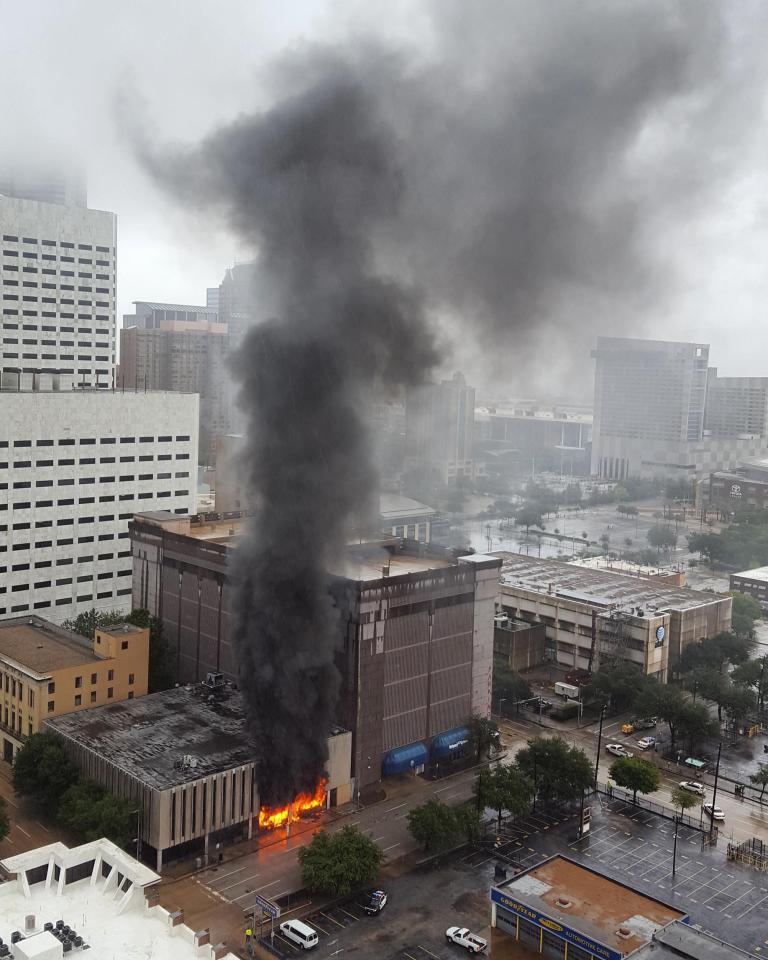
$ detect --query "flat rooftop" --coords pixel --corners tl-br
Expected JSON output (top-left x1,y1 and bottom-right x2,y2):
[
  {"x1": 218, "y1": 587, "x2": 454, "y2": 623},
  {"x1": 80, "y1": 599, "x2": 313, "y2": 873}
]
[
  {"x1": 45, "y1": 683, "x2": 255, "y2": 790},
  {"x1": 634, "y1": 922, "x2": 753, "y2": 960},
  {"x1": 571, "y1": 556, "x2": 679, "y2": 578},
  {"x1": 495, "y1": 855, "x2": 685, "y2": 955},
  {"x1": 733, "y1": 566, "x2": 768, "y2": 583},
  {"x1": 45, "y1": 683, "x2": 347, "y2": 791},
  {"x1": 496, "y1": 553, "x2": 727, "y2": 616},
  {"x1": 0, "y1": 840, "x2": 237, "y2": 960},
  {"x1": 379, "y1": 493, "x2": 437, "y2": 520},
  {"x1": 0, "y1": 616, "x2": 100, "y2": 675}
]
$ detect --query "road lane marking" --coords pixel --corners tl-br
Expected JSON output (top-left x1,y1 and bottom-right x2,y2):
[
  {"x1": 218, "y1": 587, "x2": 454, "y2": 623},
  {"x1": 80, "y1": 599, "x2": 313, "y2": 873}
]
[
  {"x1": 16, "y1": 825, "x2": 31, "y2": 839},
  {"x1": 218, "y1": 870, "x2": 260, "y2": 893},
  {"x1": 383, "y1": 843, "x2": 400, "y2": 852},
  {"x1": 386, "y1": 802, "x2": 407, "y2": 812},
  {"x1": 34, "y1": 821, "x2": 49, "y2": 833}
]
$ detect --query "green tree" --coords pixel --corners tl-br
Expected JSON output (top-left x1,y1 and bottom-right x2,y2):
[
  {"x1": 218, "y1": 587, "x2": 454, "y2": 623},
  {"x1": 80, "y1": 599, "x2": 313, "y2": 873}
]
[
  {"x1": 492, "y1": 663, "x2": 532, "y2": 707},
  {"x1": 62, "y1": 608, "x2": 125, "y2": 639},
  {"x1": 634, "y1": 685, "x2": 687, "y2": 755},
  {"x1": 676, "y1": 701, "x2": 718, "y2": 756},
  {"x1": 722, "y1": 684, "x2": 756, "y2": 731},
  {"x1": 298, "y1": 826, "x2": 384, "y2": 896},
  {"x1": 732, "y1": 656, "x2": 768, "y2": 713},
  {"x1": 516, "y1": 503, "x2": 543, "y2": 534},
  {"x1": 671, "y1": 786, "x2": 699, "y2": 820},
  {"x1": 0, "y1": 796, "x2": 8, "y2": 843},
  {"x1": 609, "y1": 757, "x2": 660, "y2": 803},
  {"x1": 454, "y1": 801, "x2": 482, "y2": 843},
  {"x1": 468, "y1": 715, "x2": 500, "y2": 763},
  {"x1": 476, "y1": 766, "x2": 534, "y2": 829},
  {"x1": 647, "y1": 525, "x2": 677, "y2": 552},
  {"x1": 516, "y1": 738, "x2": 593, "y2": 805},
  {"x1": 12, "y1": 733, "x2": 79, "y2": 809},
  {"x1": 749, "y1": 765, "x2": 768, "y2": 801},
  {"x1": 730, "y1": 592, "x2": 762, "y2": 640},
  {"x1": 58, "y1": 780, "x2": 138, "y2": 850},
  {"x1": 584, "y1": 663, "x2": 655, "y2": 714},
  {"x1": 407, "y1": 798, "x2": 459, "y2": 852}
]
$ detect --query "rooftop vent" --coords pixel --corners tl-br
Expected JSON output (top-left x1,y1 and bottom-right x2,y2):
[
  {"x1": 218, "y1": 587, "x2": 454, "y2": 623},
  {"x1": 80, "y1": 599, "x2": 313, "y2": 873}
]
[
  {"x1": 617, "y1": 927, "x2": 633, "y2": 940},
  {"x1": 554, "y1": 897, "x2": 572, "y2": 909}
]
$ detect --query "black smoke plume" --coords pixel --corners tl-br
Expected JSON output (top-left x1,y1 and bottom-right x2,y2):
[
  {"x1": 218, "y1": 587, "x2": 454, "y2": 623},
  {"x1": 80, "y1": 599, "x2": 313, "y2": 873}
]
[{"x1": 128, "y1": 0, "x2": 756, "y2": 802}]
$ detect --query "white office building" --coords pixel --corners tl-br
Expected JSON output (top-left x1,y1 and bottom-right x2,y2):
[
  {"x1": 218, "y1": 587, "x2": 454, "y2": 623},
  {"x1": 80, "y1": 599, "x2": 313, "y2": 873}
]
[
  {"x1": 0, "y1": 390, "x2": 198, "y2": 623},
  {"x1": 1, "y1": 194, "x2": 116, "y2": 389}
]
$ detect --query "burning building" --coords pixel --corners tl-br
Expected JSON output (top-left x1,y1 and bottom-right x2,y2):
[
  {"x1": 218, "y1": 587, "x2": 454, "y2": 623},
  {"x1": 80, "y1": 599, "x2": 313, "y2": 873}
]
[
  {"x1": 130, "y1": 510, "x2": 500, "y2": 793},
  {"x1": 44, "y1": 679, "x2": 352, "y2": 871}
]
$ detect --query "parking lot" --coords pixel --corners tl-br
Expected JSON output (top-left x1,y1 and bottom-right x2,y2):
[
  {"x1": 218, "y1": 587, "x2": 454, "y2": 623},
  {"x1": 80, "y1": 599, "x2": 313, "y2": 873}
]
[{"x1": 253, "y1": 793, "x2": 768, "y2": 959}]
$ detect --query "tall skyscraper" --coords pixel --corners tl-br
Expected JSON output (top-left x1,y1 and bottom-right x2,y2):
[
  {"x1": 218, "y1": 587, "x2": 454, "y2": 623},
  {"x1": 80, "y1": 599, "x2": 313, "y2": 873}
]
[
  {"x1": 704, "y1": 369, "x2": 768, "y2": 439},
  {"x1": 1, "y1": 173, "x2": 202, "y2": 622},
  {"x1": 1, "y1": 194, "x2": 116, "y2": 389},
  {"x1": 591, "y1": 337, "x2": 768, "y2": 480},
  {"x1": 119, "y1": 302, "x2": 230, "y2": 464},
  {"x1": 406, "y1": 372, "x2": 476, "y2": 485}
]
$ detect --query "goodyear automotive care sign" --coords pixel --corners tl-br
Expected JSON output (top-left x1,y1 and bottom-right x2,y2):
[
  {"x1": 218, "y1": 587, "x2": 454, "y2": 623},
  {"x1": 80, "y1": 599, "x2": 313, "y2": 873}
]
[{"x1": 490, "y1": 889, "x2": 623, "y2": 960}]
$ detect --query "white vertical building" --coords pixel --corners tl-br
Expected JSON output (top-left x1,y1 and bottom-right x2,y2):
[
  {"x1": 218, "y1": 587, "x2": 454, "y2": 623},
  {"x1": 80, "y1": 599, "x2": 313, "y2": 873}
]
[
  {"x1": 1, "y1": 194, "x2": 116, "y2": 389},
  {"x1": 1, "y1": 390, "x2": 198, "y2": 623}
]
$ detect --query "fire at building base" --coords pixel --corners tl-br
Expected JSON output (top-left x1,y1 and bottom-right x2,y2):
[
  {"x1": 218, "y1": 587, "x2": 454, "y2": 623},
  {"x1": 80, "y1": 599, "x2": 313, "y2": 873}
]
[{"x1": 258, "y1": 781, "x2": 326, "y2": 831}]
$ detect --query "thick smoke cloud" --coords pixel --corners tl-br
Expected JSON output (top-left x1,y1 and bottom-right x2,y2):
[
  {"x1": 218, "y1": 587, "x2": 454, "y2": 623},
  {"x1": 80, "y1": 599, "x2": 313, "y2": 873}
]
[{"x1": 129, "y1": 0, "x2": 757, "y2": 801}]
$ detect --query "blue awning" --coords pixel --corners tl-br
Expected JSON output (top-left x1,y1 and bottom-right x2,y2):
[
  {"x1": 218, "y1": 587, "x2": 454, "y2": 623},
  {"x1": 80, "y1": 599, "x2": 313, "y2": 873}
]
[
  {"x1": 431, "y1": 726, "x2": 471, "y2": 759},
  {"x1": 381, "y1": 742, "x2": 428, "y2": 776}
]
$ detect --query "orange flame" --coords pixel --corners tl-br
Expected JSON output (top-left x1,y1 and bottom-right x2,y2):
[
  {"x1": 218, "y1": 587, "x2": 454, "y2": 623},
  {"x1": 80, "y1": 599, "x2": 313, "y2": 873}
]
[{"x1": 258, "y1": 780, "x2": 326, "y2": 831}]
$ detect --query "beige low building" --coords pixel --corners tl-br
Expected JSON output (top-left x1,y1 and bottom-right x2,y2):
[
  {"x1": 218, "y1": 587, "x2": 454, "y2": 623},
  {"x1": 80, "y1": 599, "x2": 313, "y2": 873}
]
[
  {"x1": 0, "y1": 616, "x2": 149, "y2": 763},
  {"x1": 45, "y1": 680, "x2": 352, "y2": 872},
  {"x1": 496, "y1": 554, "x2": 731, "y2": 681}
]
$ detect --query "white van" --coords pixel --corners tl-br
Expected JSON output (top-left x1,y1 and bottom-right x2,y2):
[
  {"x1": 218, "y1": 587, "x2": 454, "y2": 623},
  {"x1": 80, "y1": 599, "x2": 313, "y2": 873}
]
[{"x1": 279, "y1": 919, "x2": 319, "y2": 950}]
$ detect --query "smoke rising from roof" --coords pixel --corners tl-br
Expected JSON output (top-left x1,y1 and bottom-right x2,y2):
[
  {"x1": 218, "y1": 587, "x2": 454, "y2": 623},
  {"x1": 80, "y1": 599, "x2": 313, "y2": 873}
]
[{"x1": 126, "y1": 0, "x2": 759, "y2": 801}]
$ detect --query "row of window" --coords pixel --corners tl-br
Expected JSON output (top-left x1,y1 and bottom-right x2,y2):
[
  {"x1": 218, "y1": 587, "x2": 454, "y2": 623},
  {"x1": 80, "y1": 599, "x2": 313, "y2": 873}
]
[
  {"x1": 4, "y1": 459, "x2": 190, "y2": 470},
  {"x1": 0, "y1": 436, "x2": 190, "y2": 447},
  {"x1": 4, "y1": 551, "x2": 130, "y2": 571},
  {"x1": 2, "y1": 236, "x2": 113, "y2": 253},
  {"x1": 2, "y1": 324, "x2": 111, "y2": 333},
  {"x1": 3, "y1": 264, "x2": 111, "y2": 278},
  {"x1": 1, "y1": 353, "x2": 109, "y2": 361},
  {"x1": 0, "y1": 586, "x2": 133, "y2": 614},
  {"x1": 3, "y1": 570, "x2": 132, "y2": 591},
  {"x1": 2, "y1": 313, "x2": 110, "y2": 321}
]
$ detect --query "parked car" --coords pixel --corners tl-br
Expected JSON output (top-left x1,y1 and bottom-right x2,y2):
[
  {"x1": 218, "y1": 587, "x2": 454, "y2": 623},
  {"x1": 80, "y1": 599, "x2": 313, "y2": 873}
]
[
  {"x1": 446, "y1": 928, "x2": 487, "y2": 954},
  {"x1": 606, "y1": 743, "x2": 633, "y2": 758},
  {"x1": 703, "y1": 803, "x2": 725, "y2": 821},
  {"x1": 678, "y1": 781, "x2": 705, "y2": 796},
  {"x1": 636, "y1": 736, "x2": 656, "y2": 750},
  {"x1": 365, "y1": 890, "x2": 388, "y2": 915}
]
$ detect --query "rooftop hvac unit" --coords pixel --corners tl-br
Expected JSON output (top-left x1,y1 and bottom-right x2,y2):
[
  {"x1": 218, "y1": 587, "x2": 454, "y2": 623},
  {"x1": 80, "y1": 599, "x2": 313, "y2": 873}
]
[{"x1": 204, "y1": 672, "x2": 224, "y2": 689}]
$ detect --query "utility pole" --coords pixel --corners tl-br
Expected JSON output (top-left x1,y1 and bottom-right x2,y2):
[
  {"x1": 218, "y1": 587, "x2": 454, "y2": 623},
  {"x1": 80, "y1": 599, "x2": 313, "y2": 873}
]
[
  {"x1": 709, "y1": 740, "x2": 722, "y2": 842},
  {"x1": 672, "y1": 813, "x2": 679, "y2": 878},
  {"x1": 594, "y1": 704, "x2": 606, "y2": 789}
]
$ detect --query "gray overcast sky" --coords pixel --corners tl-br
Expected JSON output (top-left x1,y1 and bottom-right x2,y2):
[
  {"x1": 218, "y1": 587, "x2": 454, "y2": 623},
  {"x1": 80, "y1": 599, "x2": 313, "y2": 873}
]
[{"x1": 3, "y1": 0, "x2": 768, "y2": 393}]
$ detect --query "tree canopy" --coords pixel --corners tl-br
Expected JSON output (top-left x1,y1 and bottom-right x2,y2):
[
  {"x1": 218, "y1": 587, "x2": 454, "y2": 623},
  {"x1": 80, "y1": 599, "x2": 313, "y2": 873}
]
[
  {"x1": 647, "y1": 525, "x2": 677, "y2": 551},
  {"x1": 58, "y1": 780, "x2": 138, "y2": 850},
  {"x1": 584, "y1": 663, "x2": 656, "y2": 714},
  {"x1": 468, "y1": 715, "x2": 500, "y2": 763},
  {"x1": 492, "y1": 662, "x2": 532, "y2": 706},
  {"x1": 516, "y1": 737, "x2": 593, "y2": 805},
  {"x1": 609, "y1": 757, "x2": 660, "y2": 803},
  {"x1": 749, "y1": 766, "x2": 768, "y2": 800},
  {"x1": 476, "y1": 765, "x2": 534, "y2": 828},
  {"x1": 729, "y1": 592, "x2": 763, "y2": 640},
  {"x1": 407, "y1": 798, "x2": 461, "y2": 852},
  {"x1": 298, "y1": 826, "x2": 384, "y2": 896},
  {"x1": 671, "y1": 786, "x2": 699, "y2": 817},
  {"x1": 12, "y1": 733, "x2": 79, "y2": 809}
]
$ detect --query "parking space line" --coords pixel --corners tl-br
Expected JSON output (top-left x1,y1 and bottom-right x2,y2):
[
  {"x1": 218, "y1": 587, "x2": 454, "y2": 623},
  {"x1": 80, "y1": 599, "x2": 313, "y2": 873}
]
[
  {"x1": 339, "y1": 907, "x2": 360, "y2": 921},
  {"x1": 418, "y1": 947, "x2": 441, "y2": 959},
  {"x1": 320, "y1": 911, "x2": 346, "y2": 928},
  {"x1": 736, "y1": 893, "x2": 768, "y2": 919}
]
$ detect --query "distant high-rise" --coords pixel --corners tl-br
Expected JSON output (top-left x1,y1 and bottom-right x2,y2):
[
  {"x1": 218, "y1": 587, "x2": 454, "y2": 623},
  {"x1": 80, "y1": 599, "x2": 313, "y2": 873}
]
[
  {"x1": 591, "y1": 336, "x2": 768, "y2": 480},
  {"x1": 0, "y1": 161, "x2": 87, "y2": 208},
  {"x1": 704, "y1": 369, "x2": 768, "y2": 438},
  {"x1": 206, "y1": 286, "x2": 220, "y2": 311},
  {"x1": 0, "y1": 193, "x2": 116, "y2": 388},
  {"x1": 119, "y1": 301, "x2": 229, "y2": 464},
  {"x1": 406, "y1": 372, "x2": 476, "y2": 485}
]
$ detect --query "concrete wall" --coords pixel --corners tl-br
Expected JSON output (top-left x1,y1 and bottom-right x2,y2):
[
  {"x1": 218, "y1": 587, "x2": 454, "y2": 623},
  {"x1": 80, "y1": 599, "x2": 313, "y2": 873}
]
[
  {"x1": 0, "y1": 391, "x2": 198, "y2": 623},
  {"x1": 0, "y1": 195, "x2": 117, "y2": 387},
  {"x1": 493, "y1": 619, "x2": 547, "y2": 672}
]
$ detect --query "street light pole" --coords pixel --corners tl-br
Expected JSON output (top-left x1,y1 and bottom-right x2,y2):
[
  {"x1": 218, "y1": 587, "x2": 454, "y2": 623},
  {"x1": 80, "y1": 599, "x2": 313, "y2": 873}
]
[
  {"x1": 498, "y1": 697, "x2": 507, "y2": 721},
  {"x1": 594, "y1": 704, "x2": 606, "y2": 790},
  {"x1": 672, "y1": 813, "x2": 679, "y2": 878},
  {"x1": 709, "y1": 740, "x2": 722, "y2": 841}
]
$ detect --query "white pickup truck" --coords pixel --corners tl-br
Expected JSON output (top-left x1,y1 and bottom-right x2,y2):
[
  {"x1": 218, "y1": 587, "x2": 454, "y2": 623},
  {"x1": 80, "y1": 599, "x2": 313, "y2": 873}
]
[{"x1": 446, "y1": 927, "x2": 488, "y2": 953}]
